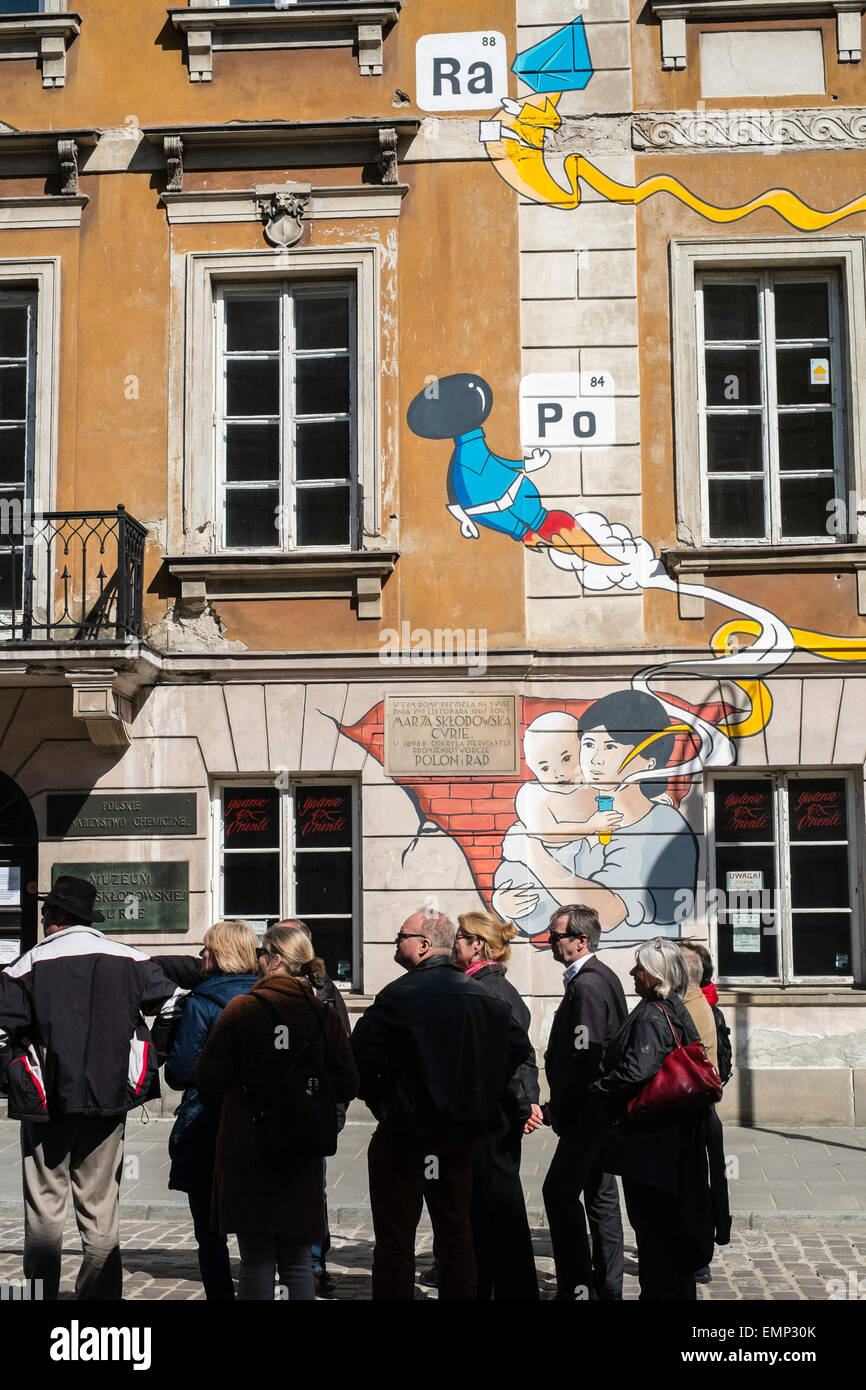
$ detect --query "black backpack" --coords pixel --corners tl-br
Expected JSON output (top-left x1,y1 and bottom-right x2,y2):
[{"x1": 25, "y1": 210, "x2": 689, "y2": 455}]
[
  {"x1": 242, "y1": 992, "x2": 338, "y2": 1159},
  {"x1": 712, "y1": 1003, "x2": 733, "y2": 1085}
]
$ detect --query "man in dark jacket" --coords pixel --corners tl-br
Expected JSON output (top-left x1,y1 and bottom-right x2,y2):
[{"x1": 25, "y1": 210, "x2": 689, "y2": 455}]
[
  {"x1": 0, "y1": 876, "x2": 184, "y2": 1300},
  {"x1": 351, "y1": 907, "x2": 532, "y2": 1301},
  {"x1": 542, "y1": 904, "x2": 628, "y2": 1300}
]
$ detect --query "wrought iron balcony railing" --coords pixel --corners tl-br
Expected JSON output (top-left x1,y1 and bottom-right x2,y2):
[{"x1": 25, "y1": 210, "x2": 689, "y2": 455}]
[{"x1": 0, "y1": 506, "x2": 146, "y2": 643}]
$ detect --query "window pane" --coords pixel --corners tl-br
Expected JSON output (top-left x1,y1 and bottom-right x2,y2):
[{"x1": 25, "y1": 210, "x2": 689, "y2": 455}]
[
  {"x1": 0, "y1": 2, "x2": 44, "y2": 11},
  {"x1": 774, "y1": 282, "x2": 830, "y2": 341},
  {"x1": 715, "y1": 843, "x2": 778, "y2": 977},
  {"x1": 296, "y1": 785, "x2": 352, "y2": 848},
  {"x1": 301, "y1": 917, "x2": 354, "y2": 985},
  {"x1": 296, "y1": 486, "x2": 351, "y2": 546},
  {"x1": 788, "y1": 778, "x2": 848, "y2": 841},
  {"x1": 708, "y1": 477, "x2": 765, "y2": 538},
  {"x1": 295, "y1": 850, "x2": 352, "y2": 915},
  {"x1": 792, "y1": 913, "x2": 852, "y2": 976},
  {"x1": 225, "y1": 296, "x2": 279, "y2": 353},
  {"x1": 296, "y1": 358, "x2": 350, "y2": 416},
  {"x1": 0, "y1": 426, "x2": 25, "y2": 484},
  {"x1": 0, "y1": 550, "x2": 23, "y2": 611},
  {"x1": 296, "y1": 420, "x2": 351, "y2": 481},
  {"x1": 777, "y1": 412, "x2": 834, "y2": 472},
  {"x1": 715, "y1": 778, "x2": 774, "y2": 842},
  {"x1": 780, "y1": 474, "x2": 836, "y2": 537},
  {"x1": 705, "y1": 349, "x2": 761, "y2": 406},
  {"x1": 226, "y1": 359, "x2": 280, "y2": 417},
  {"x1": 225, "y1": 487, "x2": 279, "y2": 547},
  {"x1": 222, "y1": 786, "x2": 280, "y2": 848},
  {"x1": 0, "y1": 365, "x2": 26, "y2": 420},
  {"x1": 706, "y1": 415, "x2": 762, "y2": 473},
  {"x1": 790, "y1": 844, "x2": 850, "y2": 909},
  {"x1": 0, "y1": 306, "x2": 28, "y2": 358},
  {"x1": 776, "y1": 348, "x2": 832, "y2": 405},
  {"x1": 223, "y1": 852, "x2": 280, "y2": 917},
  {"x1": 702, "y1": 284, "x2": 759, "y2": 341},
  {"x1": 225, "y1": 421, "x2": 280, "y2": 482},
  {"x1": 295, "y1": 296, "x2": 350, "y2": 351}
]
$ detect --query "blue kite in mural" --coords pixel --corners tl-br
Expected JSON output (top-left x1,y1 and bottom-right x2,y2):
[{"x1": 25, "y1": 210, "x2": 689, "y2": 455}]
[
  {"x1": 407, "y1": 373, "x2": 589, "y2": 553},
  {"x1": 511, "y1": 18, "x2": 593, "y2": 94}
]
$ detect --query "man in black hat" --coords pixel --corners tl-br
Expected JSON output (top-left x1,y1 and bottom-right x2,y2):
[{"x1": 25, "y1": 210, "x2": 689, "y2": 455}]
[{"x1": 0, "y1": 875, "x2": 184, "y2": 1300}]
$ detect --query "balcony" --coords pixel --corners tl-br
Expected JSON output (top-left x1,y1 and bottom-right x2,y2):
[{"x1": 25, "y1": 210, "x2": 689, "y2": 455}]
[
  {"x1": 0, "y1": 506, "x2": 145, "y2": 643},
  {"x1": 0, "y1": 506, "x2": 158, "y2": 746}
]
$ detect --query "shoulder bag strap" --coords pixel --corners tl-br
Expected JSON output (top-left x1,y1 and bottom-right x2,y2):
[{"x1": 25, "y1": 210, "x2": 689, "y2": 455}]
[{"x1": 651, "y1": 1001, "x2": 682, "y2": 1049}]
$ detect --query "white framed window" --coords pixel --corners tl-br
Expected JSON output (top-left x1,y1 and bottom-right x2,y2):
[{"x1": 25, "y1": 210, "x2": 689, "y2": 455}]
[
  {"x1": 670, "y1": 237, "x2": 866, "y2": 549},
  {"x1": 0, "y1": 289, "x2": 36, "y2": 622},
  {"x1": 215, "y1": 281, "x2": 357, "y2": 550},
  {"x1": 697, "y1": 270, "x2": 845, "y2": 543},
  {"x1": 709, "y1": 771, "x2": 860, "y2": 986},
  {"x1": 212, "y1": 778, "x2": 360, "y2": 987},
  {"x1": 177, "y1": 248, "x2": 379, "y2": 555}
]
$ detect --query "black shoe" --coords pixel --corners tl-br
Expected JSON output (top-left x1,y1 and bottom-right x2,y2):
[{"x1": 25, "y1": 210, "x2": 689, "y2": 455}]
[
  {"x1": 694, "y1": 1266, "x2": 712, "y2": 1284},
  {"x1": 314, "y1": 1270, "x2": 337, "y2": 1297},
  {"x1": 419, "y1": 1262, "x2": 439, "y2": 1287}
]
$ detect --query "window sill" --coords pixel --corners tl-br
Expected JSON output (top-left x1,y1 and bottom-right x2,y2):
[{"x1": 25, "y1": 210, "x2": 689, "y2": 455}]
[
  {"x1": 717, "y1": 986, "x2": 865, "y2": 1005},
  {"x1": 0, "y1": 12, "x2": 81, "y2": 87},
  {"x1": 650, "y1": 0, "x2": 863, "y2": 69},
  {"x1": 662, "y1": 542, "x2": 866, "y2": 617},
  {"x1": 166, "y1": 550, "x2": 398, "y2": 620},
  {"x1": 168, "y1": 3, "x2": 400, "y2": 82}
]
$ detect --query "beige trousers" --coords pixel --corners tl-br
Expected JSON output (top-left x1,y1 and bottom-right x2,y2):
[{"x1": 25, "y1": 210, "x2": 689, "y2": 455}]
[{"x1": 21, "y1": 1115, "x2": 125, "y2": 1300}]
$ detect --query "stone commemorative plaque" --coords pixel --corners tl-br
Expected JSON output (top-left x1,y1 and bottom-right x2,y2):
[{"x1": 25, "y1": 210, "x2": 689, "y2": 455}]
[
  {"x1": 384, "y1": 694, "x2": 519, "y2": 777},
  {"x1": 52, "y1": 862, "x2": 189, "y2": 934},
  {"x1": 47, "y1": 793, "x2": 197, "y2": 838}
]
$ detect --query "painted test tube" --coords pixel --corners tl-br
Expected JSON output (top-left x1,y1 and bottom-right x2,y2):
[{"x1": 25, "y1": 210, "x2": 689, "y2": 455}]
[{"x1": 596, "y1": 794, "x2": 615, "y2": 845}]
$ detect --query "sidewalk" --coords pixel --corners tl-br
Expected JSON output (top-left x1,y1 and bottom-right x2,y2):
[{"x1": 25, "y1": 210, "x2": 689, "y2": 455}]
[{"x1": 0, "y1": 1115, "x2": 863, "y2": 1229}]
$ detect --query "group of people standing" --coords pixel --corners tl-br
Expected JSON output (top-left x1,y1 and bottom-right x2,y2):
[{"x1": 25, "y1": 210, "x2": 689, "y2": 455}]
[{"x1": 0, "y1": 873, "x2": 730, "y2": 1302}]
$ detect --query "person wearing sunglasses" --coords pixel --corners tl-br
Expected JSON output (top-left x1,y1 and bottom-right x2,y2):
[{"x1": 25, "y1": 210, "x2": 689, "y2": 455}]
[{"x1": 351, "y1": 907, "x2": 533, "y2": 1300}]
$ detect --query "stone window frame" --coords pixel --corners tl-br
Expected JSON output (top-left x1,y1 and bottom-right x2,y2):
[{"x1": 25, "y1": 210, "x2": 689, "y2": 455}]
[
  {"x1": 0, "y1": 1, "x2": 80, "y2": 88},
  {"x1": 707, "y1": 767, "x2": 862, "y2": 988},
  {"x1": 170, "y1": 2, "x2": 400, "y2": 82},
  {"x1": 650, "y1": 0, "x2": 864, "y2": 71},
  {"x1": 0, "y1": 259, "x2": 59, "y2": 519},
  {"x1": 210, "y1": 775, "x2": 362, "y2": 988},
  {"x1": 668, "y1": 236, "x2": 866, "y2": 612},
  {"x1": 177, "y1": 246, "x2": 380, "y2": 556}
]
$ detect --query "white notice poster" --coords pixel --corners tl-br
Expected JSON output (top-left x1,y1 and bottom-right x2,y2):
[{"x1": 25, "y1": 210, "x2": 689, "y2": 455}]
[
  {"x1": 0, "y1": 866, "x2": 21, "y2": 907},
  {"x1": 727, "y1": 870, "x2": 763, "y2": 952}
]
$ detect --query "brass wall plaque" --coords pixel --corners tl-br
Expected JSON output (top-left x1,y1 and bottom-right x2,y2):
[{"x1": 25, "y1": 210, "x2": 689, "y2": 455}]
[
  {"x1": 384, "y1": 694, "x2": 519, "y2": 777},
  {"x1": 52, "y1": 862, "x2": 189, "y2": 934}
]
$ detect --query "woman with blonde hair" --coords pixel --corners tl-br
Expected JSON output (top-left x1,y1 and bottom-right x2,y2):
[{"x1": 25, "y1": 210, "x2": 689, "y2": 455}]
[
  {"x1": 451, "y1": 909, "x2": 542, "y2": 1300},
  {"x1": 195, "y1": 923, "x2": 358, "y2": 1300},
  {"x1": 591, "y1": 938, "x2": 715, "y2": 1300},
  {"x1": 164, "y1": 919, "x2": 259, "y2": 1300}
]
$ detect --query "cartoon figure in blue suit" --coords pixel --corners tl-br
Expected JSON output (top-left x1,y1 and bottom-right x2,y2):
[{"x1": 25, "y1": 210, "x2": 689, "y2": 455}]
[{"x1": 407, "y1": 373, "x2": 590, "y2": 553}]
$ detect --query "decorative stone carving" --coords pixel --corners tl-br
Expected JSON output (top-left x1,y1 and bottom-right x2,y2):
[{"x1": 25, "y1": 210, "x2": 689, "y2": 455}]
[
  {"x1": 633, "y1": 108, "x2": 866, "y2": 150},
  {"x1": 258, "y1": 190, "x2": 309, "y2": 248},
  {"x1": 57, "y1": 138, "x2": 78, "y2": 196},
  {"x1": 164, "y1": 136, "x2": 184, "y2": 193},
  {"x1": 377, "y1": 127, "x2": 398, "y2": 184}
]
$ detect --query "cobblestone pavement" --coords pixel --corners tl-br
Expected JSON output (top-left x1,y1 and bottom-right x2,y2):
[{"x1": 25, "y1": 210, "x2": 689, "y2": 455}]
[{"x1": 0, "y1": 1219, "x2": 863, "y2": 1301}]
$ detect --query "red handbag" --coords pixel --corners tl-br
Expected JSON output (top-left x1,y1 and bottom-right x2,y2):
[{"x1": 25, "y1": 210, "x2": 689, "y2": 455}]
[{"x1": 627, "y1": 1003, "x2": 723, "y2": 1127}]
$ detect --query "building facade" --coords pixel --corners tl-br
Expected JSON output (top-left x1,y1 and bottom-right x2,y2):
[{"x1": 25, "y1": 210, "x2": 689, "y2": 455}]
[{"x1": 0, "y1": 0, "x2": 863, "y2": 1122}]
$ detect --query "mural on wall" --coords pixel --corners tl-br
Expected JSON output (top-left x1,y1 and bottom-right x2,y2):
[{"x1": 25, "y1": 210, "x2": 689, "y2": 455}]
[
  {"x1": 400, "y1": 372, "x2": 866, "y2": 947},
  {"x1": 479, "y1": 20, "x2": 866, "y2": 230}
]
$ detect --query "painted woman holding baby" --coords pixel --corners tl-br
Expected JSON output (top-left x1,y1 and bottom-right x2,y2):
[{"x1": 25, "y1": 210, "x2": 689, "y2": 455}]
[{"x1": 492, "y1": 691, "x2": 698, "y2": 944}]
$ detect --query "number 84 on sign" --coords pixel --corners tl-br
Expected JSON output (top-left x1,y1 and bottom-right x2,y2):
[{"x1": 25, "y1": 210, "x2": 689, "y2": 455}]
[{"x1": 519, "y1": 372, "x2": 617, "y2": 449}]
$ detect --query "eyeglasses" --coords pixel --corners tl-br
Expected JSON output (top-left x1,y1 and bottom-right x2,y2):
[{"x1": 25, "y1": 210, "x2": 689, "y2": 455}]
[
  {"x1": 549, "y1": 931, "x2": 588, "y2": 943},
  {"x1": 395, "y1": 933, "x2": 428, "y2": 943},
  {"x1": 454, "y1": 930, "x2": 474, "y2": 941}
]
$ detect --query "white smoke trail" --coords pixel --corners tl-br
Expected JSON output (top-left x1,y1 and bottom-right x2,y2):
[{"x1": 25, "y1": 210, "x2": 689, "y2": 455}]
[{"x1": 558, "y1": 512, "x2": 796, "y2": 781}]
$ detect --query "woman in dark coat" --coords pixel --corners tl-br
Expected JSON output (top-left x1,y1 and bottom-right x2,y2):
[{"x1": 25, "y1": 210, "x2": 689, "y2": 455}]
[
  {"x1": 591, "y1": 938, "x2": 715, "y2": 1301},
  {"x1": 452, "y1": 909, "x2": 542, "y2": 1301},
  {"x1": 163, "y1": 919, "x2": 259, "y2": 1300},
  {"x1": 195, "y1": 923, "x2": 359, "y2": 1301}
]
